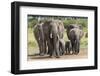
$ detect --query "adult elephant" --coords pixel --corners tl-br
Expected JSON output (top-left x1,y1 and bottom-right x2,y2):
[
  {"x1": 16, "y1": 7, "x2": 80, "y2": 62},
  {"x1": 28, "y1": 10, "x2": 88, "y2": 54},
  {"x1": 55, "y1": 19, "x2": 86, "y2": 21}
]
[
  {"x1": 66, "y1": 24, "x2": 84, "y2": 54},
  {"x1": 33, "y1": 20, "x2": 55, "y2": 56},
  {"x1": 49, "y1": 20, "x2": 65, "y2": 58},
  {"x1": 42, "y1": 20, "x2": 53, "y2": 56},
  {"x1": 33, "y1": 21, "x2": 46, "y2": 56}
]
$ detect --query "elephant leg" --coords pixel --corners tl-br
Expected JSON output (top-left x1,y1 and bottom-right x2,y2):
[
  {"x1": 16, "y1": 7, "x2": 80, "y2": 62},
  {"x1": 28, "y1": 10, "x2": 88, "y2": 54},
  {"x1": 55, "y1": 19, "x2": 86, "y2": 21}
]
[
  {"x1": 43, "y1": 41, "x2": 47, "y2": 55},
  {"x1": 47, "y1": 43, "x2": 51, "y2": 55},
  {"x1": 73, "y1": 41, "x2": 77, "y2": 54},
  {"x1": 69, "y1": 45, "x2": 72, "y2": 55},
  {"x1": 39, "y1": 40, "x2": 45, "y2": 56},
  {"x1": 61, "y1": 42, "x2": 65, "y2": 55},
  {"x1": 59, "y1": 47, "x2": 62, "y2": 56},
  {"x1": 46, "y1": 38, "x2": 54, "y2": 57},
  {"x1": 75, "y1": 41, "x2": 80, "y2": 54},
  {"x1": 59, "y1": 40, "x2": 65, "y2": 56},
  {"x1": 59, "y1": 46, "x2": 64, "y2": 56},
  {"x1": 68, "y1": 47, "x2": 70, "y2": 54},
  {"x1": 71, "y1": 40, "x2": 75, "y2": 54},
  {"x1": 36, "y1": 39, "x2": 42, "y2": 55},
  {"x1": 55, "y1": 41, "x2": 60, "y2": 58},
  {"x1": 65, "y1": 48, "x2": 68, "y2": 55},
  {"x1": 38, "y1": 42, "x2": 44, "y2": 56}
]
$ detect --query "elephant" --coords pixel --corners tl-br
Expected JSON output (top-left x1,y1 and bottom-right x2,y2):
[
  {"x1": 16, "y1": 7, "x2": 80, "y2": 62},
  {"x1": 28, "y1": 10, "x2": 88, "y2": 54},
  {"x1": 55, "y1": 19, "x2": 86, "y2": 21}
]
[
  {"x1": 33, "y1": 21, "x2": 46, "y2": 56},
  {"x1": 49, "y1": 20, "x2": 65, "y2": 58},
  {"x1": 59, "y1": 39, "x2": 65, "y2": 56},
  {"x1": 41, "y1": 20, "x2": 54, "y2": 56},
  {"x1": 66, "y1": 24, "x2": 84, "y2": 54},
  {"x1": 65, "y1": 40, "x2": 72, "y2": 55}
]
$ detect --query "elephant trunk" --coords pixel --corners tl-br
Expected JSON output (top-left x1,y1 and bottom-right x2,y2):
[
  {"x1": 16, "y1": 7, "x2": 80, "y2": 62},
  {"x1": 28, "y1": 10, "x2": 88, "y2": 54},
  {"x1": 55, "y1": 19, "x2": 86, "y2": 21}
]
[
  {"x1": 75, "y1": 37, "x2": 80, "y2": 54},
  {"x1": 53, "y1": 34, "x2": 60, "y2": 58}
]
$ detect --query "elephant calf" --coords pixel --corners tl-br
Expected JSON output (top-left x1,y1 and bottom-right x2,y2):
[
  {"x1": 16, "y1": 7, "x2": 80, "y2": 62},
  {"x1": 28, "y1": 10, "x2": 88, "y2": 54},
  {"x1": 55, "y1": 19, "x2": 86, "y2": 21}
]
[
  {"x1": 59, "y1": 39, "x2": 65, "y2": 56},
  {"x1": 65, "y1": 40, "x2": 72, "y2": 55}
]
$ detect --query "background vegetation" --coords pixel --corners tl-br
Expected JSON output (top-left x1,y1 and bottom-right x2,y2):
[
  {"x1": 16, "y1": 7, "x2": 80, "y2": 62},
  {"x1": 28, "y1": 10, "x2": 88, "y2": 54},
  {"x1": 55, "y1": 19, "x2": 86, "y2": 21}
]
[{"x1": 27, "y1": 15, "x2": 88, "y2": 55}]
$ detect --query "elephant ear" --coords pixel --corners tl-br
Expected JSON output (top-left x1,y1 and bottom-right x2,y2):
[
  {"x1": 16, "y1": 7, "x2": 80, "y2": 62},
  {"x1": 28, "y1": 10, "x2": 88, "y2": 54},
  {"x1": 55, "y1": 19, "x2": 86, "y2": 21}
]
[{"x1": 79, "y1": 30, "x2": 84, "y2": 39}]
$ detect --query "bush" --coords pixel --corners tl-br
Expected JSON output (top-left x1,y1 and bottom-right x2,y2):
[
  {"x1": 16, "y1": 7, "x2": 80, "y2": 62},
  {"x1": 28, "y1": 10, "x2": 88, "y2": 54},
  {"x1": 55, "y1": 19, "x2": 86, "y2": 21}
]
[
  {"x1": 28, "y1": 19, "x2": 38, "y2": 28},
  {"x1": 63, "y1": 18, "x2": 88, "y2": 32}
]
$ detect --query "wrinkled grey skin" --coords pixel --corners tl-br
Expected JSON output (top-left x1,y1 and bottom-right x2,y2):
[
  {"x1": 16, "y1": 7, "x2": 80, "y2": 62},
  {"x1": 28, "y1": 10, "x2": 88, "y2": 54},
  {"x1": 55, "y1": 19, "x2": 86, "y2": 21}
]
[
  {"x1": 65, "y1": 40, "x2": 72, "y2": 54},
  {"x1": 33, "y1": 22, "x2": 46, "y2": 56},
  {"x1": 66, "y1": 24, "x2": 84, "y2": 54}
]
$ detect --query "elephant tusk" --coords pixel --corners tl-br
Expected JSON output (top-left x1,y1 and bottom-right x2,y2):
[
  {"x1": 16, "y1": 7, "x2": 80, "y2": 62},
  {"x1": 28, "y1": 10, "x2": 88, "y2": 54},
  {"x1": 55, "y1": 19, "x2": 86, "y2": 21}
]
[
  {"x1": 39, "y1": 37, "x2": 40, "y2": 41},
  {"x1": 50, "y1": 33, "x2": 53, "y2": 38}
]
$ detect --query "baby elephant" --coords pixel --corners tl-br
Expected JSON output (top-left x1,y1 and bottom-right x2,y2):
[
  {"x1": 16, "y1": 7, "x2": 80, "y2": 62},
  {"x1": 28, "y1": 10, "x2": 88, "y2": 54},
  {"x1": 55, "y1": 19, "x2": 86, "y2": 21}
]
[
  {"x1": 59, "y1": 39, "x2": 65, "y2": 56},
  {"x1": 65, "y1": 40, "x2": 72, "y2": 55}
]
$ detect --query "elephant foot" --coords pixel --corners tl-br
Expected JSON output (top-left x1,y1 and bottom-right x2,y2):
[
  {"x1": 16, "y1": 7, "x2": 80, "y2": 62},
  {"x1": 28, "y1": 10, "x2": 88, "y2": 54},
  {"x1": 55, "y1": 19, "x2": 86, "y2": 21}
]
[
  {"x1": 39, "y1": 53, "x2": 44, "y2": 56},
  {"x1": 65, "y1": 53, "x2": 70, "y2": 55},
  {"x1": 56, "y1": 56, "x2": 60, "y2": 58},
  {"x1": 48, "y1": 54, "x2": 53, "y2": 58},
  {"x1": 75, "y1": 52, "x2": 79, "y2": 55},
  {"x1": 65, "y1": 53, "x2": 68, "y2": 55},
  {"x1": 60, "y1": 53, "x2": 64, "y2": 56},
  {"x1": 70, "y1": 51, "x2": 73, "y2": 55},
  {"x1": 49, "y1": 55, "x2": 60, "y2": 58},
  {"x1": 72, "y1": 52, "x2": 75, "y2": 55},
  {"x1": 68, "y1": 52, "x2": 71, "y2": 55},
  {"x1": 49, "y1": 53, "x2": 53, "y2": 57}
]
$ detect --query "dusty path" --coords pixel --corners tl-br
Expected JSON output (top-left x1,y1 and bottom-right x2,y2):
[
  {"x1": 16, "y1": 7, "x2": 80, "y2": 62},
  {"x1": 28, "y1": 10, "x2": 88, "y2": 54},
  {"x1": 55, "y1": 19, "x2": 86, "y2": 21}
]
[{"x1": 28, "y1": 48, "x2": 88, "y2": 61}]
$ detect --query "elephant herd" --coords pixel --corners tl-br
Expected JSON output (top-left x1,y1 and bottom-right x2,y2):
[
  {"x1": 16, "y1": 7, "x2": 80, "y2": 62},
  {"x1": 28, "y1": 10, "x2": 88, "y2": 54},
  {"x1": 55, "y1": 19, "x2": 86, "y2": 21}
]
[{"x1": 33, "y1": 20, "x2": 84, "y2": 58}]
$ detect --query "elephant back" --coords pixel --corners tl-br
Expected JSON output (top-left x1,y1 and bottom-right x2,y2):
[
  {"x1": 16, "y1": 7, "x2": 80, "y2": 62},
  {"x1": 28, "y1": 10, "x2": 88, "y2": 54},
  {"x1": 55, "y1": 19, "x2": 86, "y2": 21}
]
[{"x1": 66, "y1": 24, "x2": 83, "y2": 40}]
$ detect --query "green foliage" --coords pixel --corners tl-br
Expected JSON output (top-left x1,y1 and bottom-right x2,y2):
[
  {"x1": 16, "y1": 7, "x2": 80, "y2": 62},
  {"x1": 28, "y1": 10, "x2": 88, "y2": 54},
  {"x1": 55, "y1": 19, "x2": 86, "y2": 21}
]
[
  {"x1": 63, "y1": 19, "x2": 76, "y2": 28},
  {"x1": 77, "y1": 19, "x2": 88, "y2": 27},
  {"x1": 80, "y1": 35, "x2": 88, "y2": 48},
  {"x1": 28, "y1": 16, "x2": 38, "y2": 28},
  {"x1": 63, "y1": 19, "x2": 87, "y2": 26},
  {"x1": 28, "y1": 28, "x2": 38, "y2": 49},
  {"x1": 63, "y1": 18, "x2": 88, "y2": 32}
]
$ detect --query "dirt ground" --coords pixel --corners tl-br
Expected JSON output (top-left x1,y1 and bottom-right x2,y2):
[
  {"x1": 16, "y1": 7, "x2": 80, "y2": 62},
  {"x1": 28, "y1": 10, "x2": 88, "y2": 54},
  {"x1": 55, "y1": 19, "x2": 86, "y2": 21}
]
[{"x1": 28, "y1": 48, "x2": 88, "y2": 61}]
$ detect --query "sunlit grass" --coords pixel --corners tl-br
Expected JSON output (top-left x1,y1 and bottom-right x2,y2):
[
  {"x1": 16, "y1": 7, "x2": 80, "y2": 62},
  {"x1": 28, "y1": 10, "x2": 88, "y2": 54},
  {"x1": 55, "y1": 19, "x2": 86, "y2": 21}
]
[
  {"x1": 80, "y1": 34, "x2": 88, "y2": 48},
  {"x1": 27, "y1": 28, "x2": 39, "y2": 55}
]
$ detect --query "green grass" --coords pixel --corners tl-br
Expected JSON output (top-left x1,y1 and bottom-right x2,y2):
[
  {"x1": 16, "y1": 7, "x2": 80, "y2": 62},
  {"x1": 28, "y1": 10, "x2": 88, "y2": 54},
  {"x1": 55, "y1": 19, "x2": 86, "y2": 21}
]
[
  {"x1": 28, "y1": 28, "x2": 39, "y2": 55},
  {"x1": 80, "y1": 34, "x2": 88, "y2": 48},
  {"x1": 28, "y1": 28, "x2": 38, "y2": 49}
]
